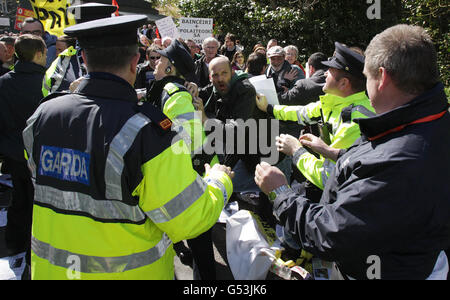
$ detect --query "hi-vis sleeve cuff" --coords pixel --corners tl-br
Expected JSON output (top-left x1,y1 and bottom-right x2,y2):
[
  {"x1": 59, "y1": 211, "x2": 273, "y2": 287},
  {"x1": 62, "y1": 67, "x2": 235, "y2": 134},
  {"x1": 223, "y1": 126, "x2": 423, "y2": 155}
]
[
  {"x1": 136, "y1": 138, "x2": 233, "y2": 243},
  {"x1": 204, "y1": 170, "x2": 233, "y2": 206},
  {"x1": 292, "y1": 147, "x2": 308, "y2": 166},
  {"x1": 272, "y1": 105, "x2": 301, "y2": 122}
]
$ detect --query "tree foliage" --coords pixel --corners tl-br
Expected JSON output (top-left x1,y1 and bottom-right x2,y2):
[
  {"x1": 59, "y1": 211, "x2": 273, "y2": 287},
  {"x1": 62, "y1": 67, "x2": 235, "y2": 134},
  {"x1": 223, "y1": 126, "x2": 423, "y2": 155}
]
[
  {"x1": 401, "y1": 0, "x2": 449, "y2": 87},
  {"x1": 179, "y1": 0, "x2": 448, "y2": 86}
]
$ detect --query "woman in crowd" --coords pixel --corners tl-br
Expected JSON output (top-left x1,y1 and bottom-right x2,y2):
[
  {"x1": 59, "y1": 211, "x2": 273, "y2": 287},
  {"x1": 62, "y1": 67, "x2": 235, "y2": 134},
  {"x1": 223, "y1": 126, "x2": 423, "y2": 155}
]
[
  {"x1": 231, "y1": 51, "x2": 246, "y2": 71},
  {"x1": 284, "y1": 45, "x2": 306, "y2": 78}
]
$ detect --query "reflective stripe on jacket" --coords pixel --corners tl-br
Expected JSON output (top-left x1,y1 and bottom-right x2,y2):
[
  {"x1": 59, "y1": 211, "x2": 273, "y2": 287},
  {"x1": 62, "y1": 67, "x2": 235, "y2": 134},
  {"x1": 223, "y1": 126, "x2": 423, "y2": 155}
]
[
  {"x1": 24, "y1": 75, "x2": 232, "y2": 279},
  {"x1": 273, "y1": 91, "x2": 375, "y2": 189},
  {"x1": 161, "y1": 81, "x2": 220, "y2": 173},
  {"x1": 42, "y1": 46, "x2": 78, "y2": 97}
]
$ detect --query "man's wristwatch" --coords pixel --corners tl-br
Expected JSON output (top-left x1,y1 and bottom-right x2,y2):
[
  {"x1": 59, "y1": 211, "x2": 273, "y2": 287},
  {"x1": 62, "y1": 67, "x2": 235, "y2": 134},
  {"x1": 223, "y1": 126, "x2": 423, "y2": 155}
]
[{"x1": 268, "y1": 184, "x2": 291, "y2": 202}]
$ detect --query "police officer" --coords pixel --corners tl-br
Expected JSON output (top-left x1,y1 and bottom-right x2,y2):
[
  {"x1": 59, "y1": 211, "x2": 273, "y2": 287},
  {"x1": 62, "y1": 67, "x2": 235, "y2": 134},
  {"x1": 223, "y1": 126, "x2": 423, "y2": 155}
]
[
  {"x1": 256, "y1": 42, "x2": 375, "y2": 201},
  {"x1": 151, "y1": 39, "x2": 216, "y2": 171},
  {"x1": 255, "y1": 25, "x2": 450, "y2": 279},
  {"x1": 149, "y1": 39, "x2": 220, "y2": 280},
  {"x1": 24, "y1": 15, "x2": 234, "y2": 280},
  {"x1": 42, "y1": 2, "x2": 117, "y2": 97}
]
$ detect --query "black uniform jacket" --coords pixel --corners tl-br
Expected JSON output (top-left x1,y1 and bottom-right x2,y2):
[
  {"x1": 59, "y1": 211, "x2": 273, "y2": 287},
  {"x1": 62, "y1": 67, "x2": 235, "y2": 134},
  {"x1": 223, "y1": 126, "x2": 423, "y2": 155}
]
[
  {"x1": 273, "y1": 83, "x2": 450, "y2": 279},
  {"x1": 278, "y1": 69, "x2": 326, "y2": 106},
  {"x1": 0, "y1": 61, "x2": 45, "y2": 162}
]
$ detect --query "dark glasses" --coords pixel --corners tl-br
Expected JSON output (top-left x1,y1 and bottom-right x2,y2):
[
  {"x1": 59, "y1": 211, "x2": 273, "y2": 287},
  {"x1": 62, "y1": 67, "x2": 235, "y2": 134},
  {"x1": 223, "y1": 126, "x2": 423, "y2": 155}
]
[{"x1": 150, "y1": 56, "x2": 161, "y2": 60}]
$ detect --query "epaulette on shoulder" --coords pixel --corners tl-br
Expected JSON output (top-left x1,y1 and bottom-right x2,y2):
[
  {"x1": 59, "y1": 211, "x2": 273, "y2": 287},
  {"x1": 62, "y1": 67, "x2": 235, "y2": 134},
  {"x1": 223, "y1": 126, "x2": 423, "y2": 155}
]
[
  {"x1": 134, "y1": 101, "x2": 173, "y2": 133},
  {"x1": 39, "y1": 91, "x2": 72, "y2": 105},
  {"x1": 163, "y1": 82, "x2": 187, "y2": 96},
  {"x1": 341, "y1": 104, "x2": 376, "y2": 123},
  {"x1": 341, "y1": 105, "x2": 354, "y2": 123}
]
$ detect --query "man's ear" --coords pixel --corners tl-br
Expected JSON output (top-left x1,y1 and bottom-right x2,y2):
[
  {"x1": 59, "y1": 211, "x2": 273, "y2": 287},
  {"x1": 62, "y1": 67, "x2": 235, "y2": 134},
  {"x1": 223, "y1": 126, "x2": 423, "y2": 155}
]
[
  {"x1": 32, "y1": 50, "x2": 45, "y2": 66},
  {"x1": 309, "y1": 65, "x2": 315, "y2": 76},
  {"x1": 130, "y1": 52, "x2": 141, "y2": 75},
  {"x1": 81, "y1": 49, "x2": 88, "y2": 69},
  {"x1": 378, "y1": 67, "x2": 389, "y2": 91},
  {"x1": 339, "y1": 76, "x2": 350, "y2": 90}
]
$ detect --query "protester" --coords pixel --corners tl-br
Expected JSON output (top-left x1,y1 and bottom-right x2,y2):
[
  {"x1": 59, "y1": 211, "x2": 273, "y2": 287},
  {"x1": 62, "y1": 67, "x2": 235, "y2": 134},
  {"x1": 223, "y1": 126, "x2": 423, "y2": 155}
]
[
  {"x1": 266, "y1": 38, "x2": 277, "y2": 51},
  {"x1": 264, "y1": 45, "x2": 306, "y2": 177},
  {"x1": 231, "y1": 51, "x2": 246, "y2": 71},
  {"x1": 194, "y1": 37, "x2": 220, "y2": 88},
  {"x1": 20, "y1": 18, "x2": 57, "y2": 68},
  {"x1": 0, "y1": 34, "x2": 47, "y2": 277},
  {"x1": 255, "y1": 24, "x2": 450, "y2": 280},
  {"x1": 135, "y1": 43, "x2": 161, "y2": 91},
  {"x1": 220, "y1": 32, "x2": 237, "y2": 61},
  {"x1": 245, "y1": 52, "x2": 268, "y2": 77},
  {"x1": 153, "y1": 38, "x2": 162, "y2": 47},
  {"x1": 266, "y1": 46, "x2": 300, "y2": 94},
  {"x1": 183, "y1": 39, "x2": 199, "y2": 59},
  {"x1": 24, "y1": 15, "x2": 234, "y2": 280},
  {"x1": 278, "y1": 52, "x2": 328, "y2": 106},
  {"x1": 196, "y1": 56, "x2": 267, "y2": 170},
  {"x1": 254, "y1": 46, "x2": 267, "y2": 56},
  {"x1": 284, "y1": 45, "x2": 306, "y2": 78},
  {"x1": 0, "y1": 41, "x2": 9, "y2": 76},
  {"x1": 252, "y1": 42, "x2": 264, "y2": 53},
  {"x1": 162, "y1": 36, "x2": 172, "y2": 48},
  {"x1": 0, "y1": 36, "x2": 16, "y2": 72}
]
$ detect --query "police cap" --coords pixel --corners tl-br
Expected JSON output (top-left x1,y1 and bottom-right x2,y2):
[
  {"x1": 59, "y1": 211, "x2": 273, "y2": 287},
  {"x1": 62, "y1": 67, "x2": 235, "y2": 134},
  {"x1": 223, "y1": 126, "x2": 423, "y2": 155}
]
[
  {"x1": 156, "y1": 39, "x2": 196, "y2": 82},
  {"x1": 322, "y1": 42, "x2": 365, "y2": 79},
  {"x1": 64, "y1": 15, "x2": 148, "y2": 49},
  {"x1": 68, "y1": 2, "x2": 117, "y2": 24}
]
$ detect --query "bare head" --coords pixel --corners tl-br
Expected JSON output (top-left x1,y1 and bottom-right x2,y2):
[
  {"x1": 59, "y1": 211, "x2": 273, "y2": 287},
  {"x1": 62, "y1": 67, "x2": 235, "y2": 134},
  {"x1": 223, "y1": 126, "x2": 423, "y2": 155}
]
[{"x1": 209, "y1": 56, "x2": 233, "y2": 95}]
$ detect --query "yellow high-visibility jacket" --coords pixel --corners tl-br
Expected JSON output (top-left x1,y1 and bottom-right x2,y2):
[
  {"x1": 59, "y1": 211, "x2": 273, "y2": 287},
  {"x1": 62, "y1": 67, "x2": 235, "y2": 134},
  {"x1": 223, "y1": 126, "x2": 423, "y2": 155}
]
[
  {"x1": 24, "y1": 74, "x2": 232, "y2": 280},
  {"x1": 161, "y1": 81, "x2": 219, "y2": 172},
  {"x1": 272, "y1": 91, "x2": 375, "y2": 189}
]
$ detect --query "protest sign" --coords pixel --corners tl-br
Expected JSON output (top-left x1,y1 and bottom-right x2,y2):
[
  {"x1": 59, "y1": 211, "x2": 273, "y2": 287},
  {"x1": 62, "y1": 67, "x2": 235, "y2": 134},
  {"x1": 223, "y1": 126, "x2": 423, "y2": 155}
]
[
  {"x1": 29, "y1": 0, "x2": 76, "y2": 36},
  {"x1": 155, "y1": 16, "x2": 179, "y2": 39},
  {"x1": 178, "y1": 17, "x2": 213, "y2": 45},
  {"x1": 14, "y1": 7, "x2": 35, "y2": 31}
]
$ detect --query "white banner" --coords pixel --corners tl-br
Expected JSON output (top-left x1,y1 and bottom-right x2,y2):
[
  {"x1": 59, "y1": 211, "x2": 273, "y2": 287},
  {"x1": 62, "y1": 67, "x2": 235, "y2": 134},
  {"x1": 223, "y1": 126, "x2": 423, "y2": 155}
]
[
  {"x1": 178, "y1": 17, "x2": 213, "y2": 45},
  {"x1": 155, "y1": 16, "x2": 179, "y2": 39}
]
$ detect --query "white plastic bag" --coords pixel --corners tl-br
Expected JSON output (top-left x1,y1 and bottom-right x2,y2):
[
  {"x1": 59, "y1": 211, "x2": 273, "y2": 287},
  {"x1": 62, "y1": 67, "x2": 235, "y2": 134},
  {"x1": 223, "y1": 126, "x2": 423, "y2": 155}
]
[{"x1": 226, "y1": 210, "x2": 275, "y2": 280}]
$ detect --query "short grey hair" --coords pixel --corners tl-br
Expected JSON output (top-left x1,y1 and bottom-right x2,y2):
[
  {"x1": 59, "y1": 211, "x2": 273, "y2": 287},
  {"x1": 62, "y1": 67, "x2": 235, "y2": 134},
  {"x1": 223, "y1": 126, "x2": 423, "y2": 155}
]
[
  {"x1": 284, "y1": 45, "x2": 298, "y2": 57},
  {"x1": 202, "y1": 37, "x2": 220, "y2": 49},
  {"x1": 365, "y1": 24, "x2": 439, "y2": 95}
]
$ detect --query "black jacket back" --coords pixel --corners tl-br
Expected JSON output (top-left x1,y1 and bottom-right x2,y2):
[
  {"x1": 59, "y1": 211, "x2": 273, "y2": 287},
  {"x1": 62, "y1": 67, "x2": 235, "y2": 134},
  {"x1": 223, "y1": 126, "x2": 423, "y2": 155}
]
[{"x1": 0, "y1": 61, "x2": 45, "y2": 162}]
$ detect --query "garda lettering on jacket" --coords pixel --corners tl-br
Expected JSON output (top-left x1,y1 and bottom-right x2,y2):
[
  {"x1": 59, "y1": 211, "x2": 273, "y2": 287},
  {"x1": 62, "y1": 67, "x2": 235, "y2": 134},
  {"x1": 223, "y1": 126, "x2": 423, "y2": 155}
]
[{"x1": 38, "y1": 145, "x2": 90, "y2": 185}]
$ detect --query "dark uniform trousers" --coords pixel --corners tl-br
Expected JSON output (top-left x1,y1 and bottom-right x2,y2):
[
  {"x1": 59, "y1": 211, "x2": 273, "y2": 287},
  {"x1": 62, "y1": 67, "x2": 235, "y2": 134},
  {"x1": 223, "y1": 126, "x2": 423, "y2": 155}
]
[{"x1": 4, "y1": 158, "x2": 34, "y2": 264}]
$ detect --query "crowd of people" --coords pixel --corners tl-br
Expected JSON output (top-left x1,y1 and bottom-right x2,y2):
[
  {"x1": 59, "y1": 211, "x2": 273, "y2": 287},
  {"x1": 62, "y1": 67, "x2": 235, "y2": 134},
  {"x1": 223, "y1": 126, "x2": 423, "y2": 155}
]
[{"x1": 0, "y1": 3, "x2": 449, "y2": 281}]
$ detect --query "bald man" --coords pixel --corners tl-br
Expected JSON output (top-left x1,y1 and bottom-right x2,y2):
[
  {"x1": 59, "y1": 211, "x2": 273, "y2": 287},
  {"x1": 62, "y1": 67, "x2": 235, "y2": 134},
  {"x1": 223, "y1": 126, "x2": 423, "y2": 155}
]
[
  {"x1": 196, "y1": 56, "x2": 275, "y2": 192},
  {"x1": 196, "y1": 57, "x2": 258, "y2": 147}
]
